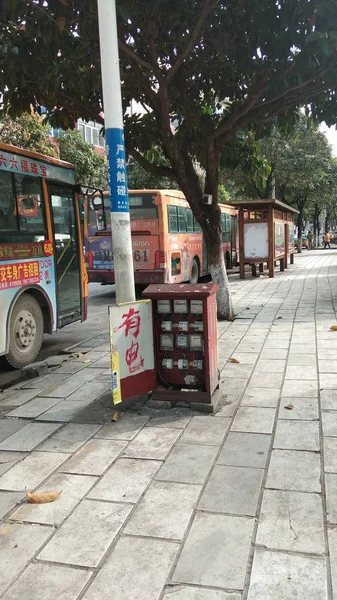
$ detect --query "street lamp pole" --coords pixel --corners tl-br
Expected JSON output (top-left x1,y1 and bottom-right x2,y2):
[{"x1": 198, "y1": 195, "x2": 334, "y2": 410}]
[{"x1": 97, "y1": 0, "x2": 135, "y2": 304}]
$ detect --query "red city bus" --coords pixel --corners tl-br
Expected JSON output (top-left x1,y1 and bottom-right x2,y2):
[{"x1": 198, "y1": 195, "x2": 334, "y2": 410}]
[{"x1": 84, "y1": 189, "x2": 238, "y2": 285}]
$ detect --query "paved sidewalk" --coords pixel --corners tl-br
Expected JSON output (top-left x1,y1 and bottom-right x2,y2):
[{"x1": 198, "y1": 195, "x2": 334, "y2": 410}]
[{"x1": 0, "y1": 249, "x2": 337, "y2": 599}]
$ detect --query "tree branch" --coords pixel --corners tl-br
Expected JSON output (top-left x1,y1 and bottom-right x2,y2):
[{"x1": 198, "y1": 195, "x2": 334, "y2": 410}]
[
  {"x1": 129, "y1": 147, "x2": 175, "y2": 180},
  {"x1": 167, "y1": 0, "x2": 220, "y2": 81},
  {"x1": 118, "y1": 39, "x2": 155, "y2": 73}
]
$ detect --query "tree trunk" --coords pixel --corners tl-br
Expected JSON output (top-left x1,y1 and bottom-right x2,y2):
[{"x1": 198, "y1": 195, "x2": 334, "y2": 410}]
[{"x1": 297, "y1": 209, "x2": 303, "y2": 253}]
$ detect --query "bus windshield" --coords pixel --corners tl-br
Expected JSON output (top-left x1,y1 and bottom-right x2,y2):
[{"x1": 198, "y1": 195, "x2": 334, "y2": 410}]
[{"x1": 88, "y1": 193, "x2": 158, "y2": 229}]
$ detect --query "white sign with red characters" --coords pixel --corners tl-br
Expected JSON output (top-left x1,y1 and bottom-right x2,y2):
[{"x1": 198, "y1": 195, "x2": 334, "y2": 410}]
[
  {"x1": 0, "y1": 150, "x2": 75, "y2": 185},
  {"x1": 109, "y1": 300, "x2": 155, "y2": 405}
]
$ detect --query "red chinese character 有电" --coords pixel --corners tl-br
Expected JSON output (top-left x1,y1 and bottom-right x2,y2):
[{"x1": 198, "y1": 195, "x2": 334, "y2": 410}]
[
  {"x1": 116, "y1": 307, "x2": 141, "y2": 338},
  {"x1": 125, "y1": 340, "x2": 144, "y2": 374}
]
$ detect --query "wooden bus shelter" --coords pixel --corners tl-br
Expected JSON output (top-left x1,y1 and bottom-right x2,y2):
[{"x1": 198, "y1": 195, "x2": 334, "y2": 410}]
[{"x1": 230, "y1": 199, "x2": 299, "y2": 279}]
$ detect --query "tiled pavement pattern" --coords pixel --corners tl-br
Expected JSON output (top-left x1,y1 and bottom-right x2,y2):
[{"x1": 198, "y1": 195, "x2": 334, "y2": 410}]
[{"x1": 0, "y1": 249, "x2": 337, "y2": 599}]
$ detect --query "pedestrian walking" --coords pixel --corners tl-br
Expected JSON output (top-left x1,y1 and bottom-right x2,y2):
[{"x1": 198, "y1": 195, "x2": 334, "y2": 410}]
[
  {"x1": 324, "y1": 231, "x2": 331, "y2": 249},
  {"x1": 307, "y1": 230, "x2": 313, "y2": 249}
]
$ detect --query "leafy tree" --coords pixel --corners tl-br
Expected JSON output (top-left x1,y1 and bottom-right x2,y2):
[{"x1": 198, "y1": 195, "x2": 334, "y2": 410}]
[
  {"x1": 58, "y1": 129, "x2": 108, "y2": 189},
  {"x1": 2, "y1": 1, "x2": 337, "y2": 317},
  {"x1": 0, "y1": 112, "x2": 58, "y2": 157}
]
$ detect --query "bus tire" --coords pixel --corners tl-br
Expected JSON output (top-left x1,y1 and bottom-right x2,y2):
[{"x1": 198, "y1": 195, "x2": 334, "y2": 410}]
[
  {"x1": 190, "y1": 258, "x2": 200, "y2": 284},
  {"x1": 225, "y1": 251, "x2": 231, "y2": 270},
  {"x1": 5, "y1": 293, "x2": 44, "y2": 369}
]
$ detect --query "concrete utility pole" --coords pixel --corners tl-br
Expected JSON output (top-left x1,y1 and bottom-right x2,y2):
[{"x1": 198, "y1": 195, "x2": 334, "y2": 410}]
[{"x1": 97, "y1": 0, "x2": 135, "y2": 304}]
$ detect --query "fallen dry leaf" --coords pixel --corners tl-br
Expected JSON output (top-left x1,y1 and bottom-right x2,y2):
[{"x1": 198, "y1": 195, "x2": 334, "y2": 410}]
[
  {"x1": 27, "y1": 491, "x2": 62, "y2": 504},
  {"x1": 228, "y1": 357, "x2": 240, "y2": 364},
  {"x1": 330, "y1": 326, "x2": 337, "y2": 331},
  {"x1": 284, "y1": 404, "x2": 294, "y2": 410},
  {"x1": 112, "y1": 411, "x2": 119, "y2": 422}
]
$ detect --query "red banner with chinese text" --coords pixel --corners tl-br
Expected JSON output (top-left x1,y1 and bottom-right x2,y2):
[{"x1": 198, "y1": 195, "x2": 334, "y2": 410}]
[{"x1": 0, "y1": 261, "x2": 41, "y2": 290}]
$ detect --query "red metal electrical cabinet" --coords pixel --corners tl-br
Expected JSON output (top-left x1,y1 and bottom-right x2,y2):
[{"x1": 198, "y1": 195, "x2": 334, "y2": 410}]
[{"x1": 143, "y1": 283, "x2": 219, "y2": 406}]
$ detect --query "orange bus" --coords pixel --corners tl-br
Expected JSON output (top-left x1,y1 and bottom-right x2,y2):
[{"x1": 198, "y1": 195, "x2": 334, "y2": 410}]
[
  {"x1": 0, "y1": 143, "x2": 88, "y2": 368},
  {"x1": 84, "y1": 189, "x2": 238, "y2": 285}
]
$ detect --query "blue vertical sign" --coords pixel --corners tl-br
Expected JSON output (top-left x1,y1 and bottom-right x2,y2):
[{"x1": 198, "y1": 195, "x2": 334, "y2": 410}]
[{"x1": 105, "y1": 128, "x2": 129, "y2": 213}]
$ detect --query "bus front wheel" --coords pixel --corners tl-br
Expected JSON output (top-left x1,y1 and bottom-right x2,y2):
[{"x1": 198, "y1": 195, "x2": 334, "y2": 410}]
[
  {"x1": 190, "y1": 258, "x2": 200, "y2": 284},
  {"x1": 6, "y1": 294, "x2": 44, "y2": 369}
]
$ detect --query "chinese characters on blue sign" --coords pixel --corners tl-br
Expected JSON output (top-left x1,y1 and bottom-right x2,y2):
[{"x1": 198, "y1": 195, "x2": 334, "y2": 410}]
[{"x1": 105, "y1": 128, "x2": 129, "y2": 213}]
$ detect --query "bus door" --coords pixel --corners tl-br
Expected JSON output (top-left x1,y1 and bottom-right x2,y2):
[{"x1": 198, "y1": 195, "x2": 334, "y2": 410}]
[
  {"x1": 230, "y1": 214, "x2": 237, "y2": 266},
  {"x1": 48, "y1": 184, "x2": 82, "y2": 327},
  {"x1": 130, "y1": 194, "x2": 160, "y2": 272}
]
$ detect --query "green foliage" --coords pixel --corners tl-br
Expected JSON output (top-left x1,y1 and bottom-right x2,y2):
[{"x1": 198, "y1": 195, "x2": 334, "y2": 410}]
[
  {"x1": 127, "y1": 158, "x2": 172, "y2": 190},
  {"x1": 58, "y1": 129, "x2": 108, "y2": 189},
  {"x1": 0, "y1": 112, "x2": 58, "y2": 157}
]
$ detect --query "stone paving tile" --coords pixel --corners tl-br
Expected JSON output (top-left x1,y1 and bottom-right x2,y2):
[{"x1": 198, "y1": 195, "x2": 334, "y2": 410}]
[
  {"x1": 321, "y1": 391, "x2": 337, "y2": 411},
  {"x1": 123, "y1": 427, "x2": 181, "y2": 460},
  {"x1": 88, "y1": 458, "x2": 161, "y2": 503},
  {"x1": 286, "y1": 366, "x2": 317, "y2": 380},
  {"x1": 0, "y1": 491, "x2": 24, "y2": 519},
  {"x1": 83, "y1": 536, "x2": 178, "y2": 600},
  {"x1": 199, "y1": 465, "x2": 264, "y2": 516},
  {"x1": 0, "y1": 389, "x2": 41, "y2": 407},
  {"x1": 264, "y1": 339, "x2": 290, "y2": 349},
  {"x1": 162, "y1": 588, "x2": 241, "y2": 600},
  {"x1": 322, "y1": 412, "x2": 337, "y2": 437},
  {"x1": 11, "y1": 472, "x2": 97, "y2": 525},
  {"x1": 273, "y1": 420, "x2": 320, "y2": 451},
  {"x1": 278, "y1": 398, "x2": 319, "y2": 420},
  {"x1": 320, "y1": 374, "x2": 337, "y2": 389},
  {"x1": 95, "y1": 414, "x2": 149, "y2": 440},
  {"x1": 172, "y1": 513, "x2": 254, "y2": 589},
  {"x1": 0, "y1": 422, "x2": 62, "y2": 452},
  {"x1": 217, "y1": 433, "x2": 271, "y2": 469},
  {"x1": 323, "y1": 437, "x2": 337, "y2": 473},
  {"x1": 60, "y1": 439, "x2": 126, "y2": 475},
  {"x1": 20, "y1": 374, "x2": 66, "y2": 391},
  {"x1": 0, "y1": 522, "x2": 53, "y2": 596},
  {"x1": 266, "y1": 449, "x2": 321, "y2": 492},
  {"x1": 0, "y1": 451, "x2": 70, "y2": 491},
  {"x1": 179, "y1": 416, "x2": 230, "y2": 446},
  {"x1": 54, "y1": 362, "x2": 87, "y2": 375},
  {"x1": 0, "y1": 419, "x2": 29, "y2": 443},
  {"x1": 224, "y1": 352, "x2": 259, "y2": 365},
  {"x1": 38, "y1": 423, "x2": 101, "y2": 453},
  {"x1": 1, "y1": 563, "x2": 91, "y2": 600},
  {"x1": 125, "y1": 480, "x2": 201, "y2": 540},
  {"x1": 247, "y1": 549, "x2": 328, "y2": 600},
  {"x1": 231, "y1": 407, "x2": 276, "y2": 434},
  {"x1": 218, "y1": 378, "x2": 248, "y2": 400},
  {"x1": 220, "y1": 363, "x2": 254, "y2": 379},
  {"x1": 157, "y1": 443, "x2": 218, "y2": 484},
  {"x1": 65, "y1": 380, "x2": 110, "y2": 403},
  {"x1": 0, "y1": 451, "x2": 27, "y2": 476},
  {"x1": 319, "y1": 360, "x2": 337, "y2": 373},
  {"x1": 329, "y1": 528, "x2": 337, "y2": 599},
  {"x1": 254, "y1": 359, "x2": 286, "y2": 373},
  {"x1": 41, "y1": 378, "x2": 86, "y2": 398},
  {"x1": 282, "y1": 380, "x2": 318, "y2": 398},
  {"x1": 324, "y1": 473, "x2": 337, "y2": 524},
  {"x1": 39, "y1": 500, "x2": 132, "y2": 567},
  {"x1": 35, "y1": 400, "x2": 90, "y2": 422},
  {"x1": 145, "y1": 414, "x2": 192, "y2": 429},
  {"x1": 248, "y1": 372, "x2": 284, "y2": 389},
  {"x1": 260, "y1": 348, "x2": 288, "y2": 360},
  {"x1": 214, "y1": 397, "x2": 240, "y2": 418},
  {"x1": 241, "y1": 387, "x2": 280, "y2": 408},
  {"x1": 256, "y1": 489, "x2": 324, "y2": 553},
  {"x1": 5, "y1": 397, "x2": 61, "y2": 419},
  {"x1": 287, "y1": 354, "x2": 317, "y2": 366},
  {"x1": 87, "y1": 356, "x2": 111, "y2": 369},
  {"x1": 290, "y1": 343, "x2": 316, "y2": 354}
]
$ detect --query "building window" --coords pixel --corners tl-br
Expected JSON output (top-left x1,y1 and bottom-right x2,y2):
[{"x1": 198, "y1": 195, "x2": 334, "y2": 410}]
[{"x1": 77, "y1": 119, "x2": 105, "y2": 148}]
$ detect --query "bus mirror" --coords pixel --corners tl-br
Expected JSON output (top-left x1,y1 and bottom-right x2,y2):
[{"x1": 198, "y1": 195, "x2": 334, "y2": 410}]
[
  {"x1": 93, "y1": 197, "x2": 103, "y2": 211},
  {"x1": 80, "y1": 185, "x2": 100, "y2": 196}
]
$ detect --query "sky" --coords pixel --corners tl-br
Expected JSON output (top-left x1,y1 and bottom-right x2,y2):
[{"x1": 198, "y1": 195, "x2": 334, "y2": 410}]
[{"x1": 320, "y1": 123, "x2": 337, "y2": 156}]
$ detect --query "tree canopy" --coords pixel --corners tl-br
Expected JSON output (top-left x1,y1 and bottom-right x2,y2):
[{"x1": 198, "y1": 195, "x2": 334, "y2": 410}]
[{"x1": 2, "y1": 0, "x2": 337, "y2": 318}]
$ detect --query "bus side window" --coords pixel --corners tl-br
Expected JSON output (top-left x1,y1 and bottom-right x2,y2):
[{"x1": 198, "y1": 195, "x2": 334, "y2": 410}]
[
  {"x1": 168, "y1": 205, "x2": 178, "y2": 233},
  {"x1": 186, "y1": 208, "x2": 193, "y2": 233},
  {"x1": 177, "y1": 206, "x2": 187, "y2": 233},
  {"x1": 0, "y1": 171, "x2": 18, "y2": 234},
  {"x1": 14, "y1": 175, "x2": 46, "y2": 240},
  {"x1": 225, "y1": 213, "x2": 230, "y2": 232},
  {"x1": 221, "y1": 213, "x2": 226, "y2": 240},
  {"x1": 193, "y1": 216, "x2": 202, "y2": 233}
]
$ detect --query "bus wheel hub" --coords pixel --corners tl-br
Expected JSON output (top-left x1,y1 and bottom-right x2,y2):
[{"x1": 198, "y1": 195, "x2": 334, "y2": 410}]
[{"x1": 14, "y1": 310, "x2": 36, "y2": 349}]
